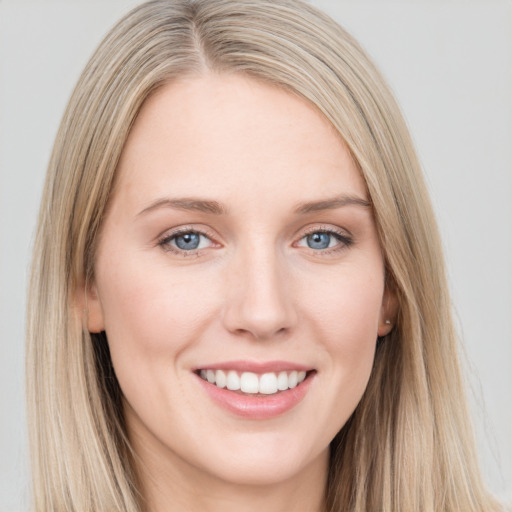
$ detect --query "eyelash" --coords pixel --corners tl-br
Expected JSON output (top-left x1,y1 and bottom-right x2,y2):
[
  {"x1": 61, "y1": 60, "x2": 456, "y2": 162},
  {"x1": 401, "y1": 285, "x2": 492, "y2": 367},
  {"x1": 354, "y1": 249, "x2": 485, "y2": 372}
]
[
  {"x1": 157, "y1": 225, "x2": 353, "y2": 257},
  {"x1": 157, "y1": 226, "x2": 218, "y2": 257},
  {"x1": 296, "y1": 226, "x2": 354, "y2": 255}
]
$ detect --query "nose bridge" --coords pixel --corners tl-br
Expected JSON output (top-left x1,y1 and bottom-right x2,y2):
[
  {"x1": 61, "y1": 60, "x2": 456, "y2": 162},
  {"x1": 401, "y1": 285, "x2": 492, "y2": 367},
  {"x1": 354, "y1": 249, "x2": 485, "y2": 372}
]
[{"x1": 222, "y1": 238, "x2": 297, "y2": 339}]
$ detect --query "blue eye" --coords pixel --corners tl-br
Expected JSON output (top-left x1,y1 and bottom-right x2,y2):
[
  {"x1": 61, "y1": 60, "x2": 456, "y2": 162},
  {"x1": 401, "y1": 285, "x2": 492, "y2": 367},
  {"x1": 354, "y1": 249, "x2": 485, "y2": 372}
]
[
  {"x1": 297, "y1": 230, "x2": 351, "y2": 251},
  {"x1": 159, "y1": 230, "x2": 213, "y2": 253},
  {"x1": 175, "y1": 232, "x2": 201, "y2": 250},
  {"x1": 306, "y1": 232, "x2": 331, "y2": 249}
]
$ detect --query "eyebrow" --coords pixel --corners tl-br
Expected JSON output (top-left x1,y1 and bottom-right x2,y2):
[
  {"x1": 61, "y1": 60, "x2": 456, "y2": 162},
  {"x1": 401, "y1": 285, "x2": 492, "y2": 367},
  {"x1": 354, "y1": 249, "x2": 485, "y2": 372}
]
[
  {"x1": 293, "y1": 195, "x2": 371, "y2": 214},
  {"x1": 137, "y1": 193, "x2": 371, "y2": 218},
  {"x1": 137, "y1": 197, "x2": 228, "y2": 217}
]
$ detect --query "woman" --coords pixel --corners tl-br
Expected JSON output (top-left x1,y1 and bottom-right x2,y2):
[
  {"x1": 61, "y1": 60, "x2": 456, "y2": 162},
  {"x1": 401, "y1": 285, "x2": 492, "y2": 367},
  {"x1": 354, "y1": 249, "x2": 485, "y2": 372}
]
[{"x1": 26, "y1": 0, "x2": 503, "y2": 511}]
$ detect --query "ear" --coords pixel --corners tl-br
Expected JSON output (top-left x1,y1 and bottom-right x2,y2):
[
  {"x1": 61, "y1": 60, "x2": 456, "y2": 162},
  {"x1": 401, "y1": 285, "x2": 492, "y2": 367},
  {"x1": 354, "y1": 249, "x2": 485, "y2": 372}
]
[
  {"x1": 377, "y1": 284, "x2": 398, "y2": 337},
  {"x1": 74, "y1": 279, "x2": 105, "y2": 333}
]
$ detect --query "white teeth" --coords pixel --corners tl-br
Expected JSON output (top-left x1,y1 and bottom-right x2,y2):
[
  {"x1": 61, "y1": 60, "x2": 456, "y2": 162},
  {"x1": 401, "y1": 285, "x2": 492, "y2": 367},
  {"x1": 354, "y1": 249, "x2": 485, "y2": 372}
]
[
  {"x1": 199, "y1": 368, "x2": 310, "y2": 394},
  {"x1": 215, "y1": 369, "x2": 226, "y2": 389},
  {"x1": 226, "y1": 370, "x2": 241, "y2": 391},
  {"x1": 277, "y1": 371, "x2": 289, "y2": 391},
  {"x1": 259, "y1": 372, "x2": 278, "y2": 394},
  {"x1": 240, "y1": 372, "x2": 259, "y2": 393}
]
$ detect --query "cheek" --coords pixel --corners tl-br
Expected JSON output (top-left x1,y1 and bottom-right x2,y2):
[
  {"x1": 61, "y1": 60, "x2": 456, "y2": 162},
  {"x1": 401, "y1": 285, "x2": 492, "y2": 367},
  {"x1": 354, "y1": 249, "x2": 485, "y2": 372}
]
[
  {"x1": 299, "y1": 263, "x2": 383, "y2": 395},
  {"x1": 95, "y1": 254, "x2": 220, "y2": 380},
  {"x1": 94, "y1": 256, "x2": 228, "y2": 443},
  {"x1": 303, "y1": 262, "x2": 384, "y2": 342}
]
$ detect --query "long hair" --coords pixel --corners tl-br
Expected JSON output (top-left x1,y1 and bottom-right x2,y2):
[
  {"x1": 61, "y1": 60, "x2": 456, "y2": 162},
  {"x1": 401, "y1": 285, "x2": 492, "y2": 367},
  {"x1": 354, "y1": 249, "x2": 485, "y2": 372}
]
[{"x1": 26, "y1": 1, "x2": 500, "y2": 510}]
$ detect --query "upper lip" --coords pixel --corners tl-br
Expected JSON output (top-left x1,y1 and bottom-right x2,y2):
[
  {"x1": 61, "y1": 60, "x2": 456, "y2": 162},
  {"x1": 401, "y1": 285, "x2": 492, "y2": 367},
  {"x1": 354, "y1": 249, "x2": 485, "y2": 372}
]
[{"x1": 193, "y1": 360, "x2": 314, "y2": 373}]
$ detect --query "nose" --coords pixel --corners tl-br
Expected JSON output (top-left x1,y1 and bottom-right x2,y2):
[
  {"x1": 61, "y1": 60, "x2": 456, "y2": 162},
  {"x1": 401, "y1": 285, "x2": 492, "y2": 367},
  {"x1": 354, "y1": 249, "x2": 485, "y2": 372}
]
[{"x1": 221, "y1": 245, "x2": 298, "y2": 340}]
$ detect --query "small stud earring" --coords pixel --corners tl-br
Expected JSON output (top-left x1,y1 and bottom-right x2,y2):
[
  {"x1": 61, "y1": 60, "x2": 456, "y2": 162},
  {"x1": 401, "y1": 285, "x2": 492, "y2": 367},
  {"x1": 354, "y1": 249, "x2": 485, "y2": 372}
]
[{"x1": 385, "y1": 319, "x2": 391, "y2": 325}]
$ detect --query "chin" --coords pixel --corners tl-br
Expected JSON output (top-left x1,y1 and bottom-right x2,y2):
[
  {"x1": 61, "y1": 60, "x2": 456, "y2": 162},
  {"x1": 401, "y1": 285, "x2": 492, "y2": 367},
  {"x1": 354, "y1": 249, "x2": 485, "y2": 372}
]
[{"x1": 196, "y1": 443, "x2": 327, "y2": 487}]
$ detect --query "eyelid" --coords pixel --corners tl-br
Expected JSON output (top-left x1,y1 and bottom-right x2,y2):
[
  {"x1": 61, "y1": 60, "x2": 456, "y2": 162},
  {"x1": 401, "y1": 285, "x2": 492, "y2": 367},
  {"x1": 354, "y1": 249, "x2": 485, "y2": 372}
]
[
  {"x1": 155, "y1": 223, "x2": 353, "y2": 257},
  {"x1": 299, "y1": 224, "x2": 351, "y2": 237},
  {"x1": 157, "y1": 225, "x2": 220, "y2": 255},
  {"x1": 294, "y1": 224, "x2": 354, "y2": 253}
]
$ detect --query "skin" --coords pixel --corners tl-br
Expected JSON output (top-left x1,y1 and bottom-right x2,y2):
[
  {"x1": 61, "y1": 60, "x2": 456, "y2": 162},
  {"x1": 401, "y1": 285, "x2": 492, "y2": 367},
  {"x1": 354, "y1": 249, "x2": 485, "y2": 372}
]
[{"x1": 85, "y1": 73, "x2": 395, "y2": 512}]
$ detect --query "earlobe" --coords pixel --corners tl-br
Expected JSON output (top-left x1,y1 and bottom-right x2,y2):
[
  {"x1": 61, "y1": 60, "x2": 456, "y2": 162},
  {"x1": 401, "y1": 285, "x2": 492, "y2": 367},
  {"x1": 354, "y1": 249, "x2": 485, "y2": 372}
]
[
  {"x1": 377, "y1": 286, "x2": 398, "y2": 337},
  {"x1": 74, "y1": 281, "x2": 105, "y2": 333}
]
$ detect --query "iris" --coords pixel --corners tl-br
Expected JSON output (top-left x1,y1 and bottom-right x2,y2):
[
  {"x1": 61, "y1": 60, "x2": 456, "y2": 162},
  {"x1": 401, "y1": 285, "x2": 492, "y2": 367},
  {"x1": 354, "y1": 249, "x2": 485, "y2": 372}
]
[
  {"x1": 175, "y1": 232, "x2": 200, "y2": 250},
  {"x1": 306, "y1": 232, "x2": 332, "y2": 250}
]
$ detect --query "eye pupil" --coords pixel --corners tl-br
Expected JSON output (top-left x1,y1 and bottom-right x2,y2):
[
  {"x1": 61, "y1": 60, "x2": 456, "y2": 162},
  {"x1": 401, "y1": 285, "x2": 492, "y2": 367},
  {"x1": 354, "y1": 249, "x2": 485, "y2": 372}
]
[
  {"x1": 307, "y1": 232, "x2": 330, "y2": 249},
  {"x1": 175, "y1": 232, "x2": 200, "y2": 250}
]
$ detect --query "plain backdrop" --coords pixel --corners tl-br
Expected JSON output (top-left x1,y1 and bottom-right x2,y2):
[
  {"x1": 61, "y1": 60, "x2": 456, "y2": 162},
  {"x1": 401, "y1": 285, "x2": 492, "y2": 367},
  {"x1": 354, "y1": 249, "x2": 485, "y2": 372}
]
[{"x1": 0, "y1": 0, "x2": 511, "y2": 510}]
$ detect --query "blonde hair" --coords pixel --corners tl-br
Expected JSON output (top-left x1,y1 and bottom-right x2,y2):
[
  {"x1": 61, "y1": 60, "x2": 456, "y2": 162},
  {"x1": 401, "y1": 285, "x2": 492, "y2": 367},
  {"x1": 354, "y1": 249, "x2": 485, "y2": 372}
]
[{"x1": 27, "y1": 1, "x2": 501, "y2": 511}]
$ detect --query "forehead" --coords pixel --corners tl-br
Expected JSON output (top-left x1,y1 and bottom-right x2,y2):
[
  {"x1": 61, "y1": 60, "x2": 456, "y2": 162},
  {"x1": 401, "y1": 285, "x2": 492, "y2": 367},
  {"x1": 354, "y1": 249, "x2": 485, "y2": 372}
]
[{"x1": 114, "y1": 73, "x2": 367, "y2": 211}]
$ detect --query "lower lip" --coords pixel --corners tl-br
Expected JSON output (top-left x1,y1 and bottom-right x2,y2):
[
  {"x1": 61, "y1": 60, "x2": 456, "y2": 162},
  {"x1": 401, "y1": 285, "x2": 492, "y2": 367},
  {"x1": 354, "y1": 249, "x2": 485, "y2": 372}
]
[{"x1": 195, "y1": 372, "x2": 315, "y2": 420}]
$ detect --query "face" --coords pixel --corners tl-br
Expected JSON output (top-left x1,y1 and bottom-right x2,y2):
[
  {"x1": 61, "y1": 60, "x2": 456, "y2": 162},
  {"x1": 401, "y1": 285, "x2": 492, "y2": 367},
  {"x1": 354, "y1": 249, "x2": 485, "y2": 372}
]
[{"x1": 86, "y1": 74, "x2": 395, "y2": 488}]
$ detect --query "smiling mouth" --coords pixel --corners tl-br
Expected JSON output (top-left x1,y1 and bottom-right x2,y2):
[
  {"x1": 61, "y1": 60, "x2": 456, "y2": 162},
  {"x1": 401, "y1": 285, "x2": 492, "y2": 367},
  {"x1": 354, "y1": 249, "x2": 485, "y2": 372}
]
[{"x1": 196, "y1": 369, "x2": 314, "y2": 395}]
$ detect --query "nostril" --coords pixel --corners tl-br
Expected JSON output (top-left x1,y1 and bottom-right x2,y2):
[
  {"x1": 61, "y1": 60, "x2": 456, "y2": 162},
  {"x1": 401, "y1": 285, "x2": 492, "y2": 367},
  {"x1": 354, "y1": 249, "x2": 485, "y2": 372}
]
[{"x1": 220, "y1": 278, "x2": 298, "y2": 339}]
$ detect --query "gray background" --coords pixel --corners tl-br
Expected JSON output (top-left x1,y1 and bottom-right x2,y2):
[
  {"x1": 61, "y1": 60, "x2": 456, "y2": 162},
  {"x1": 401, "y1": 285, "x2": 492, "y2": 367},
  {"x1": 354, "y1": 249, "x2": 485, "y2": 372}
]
[{"x1": 1, "y1": 1, "x2": 511, "y2": 510}]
